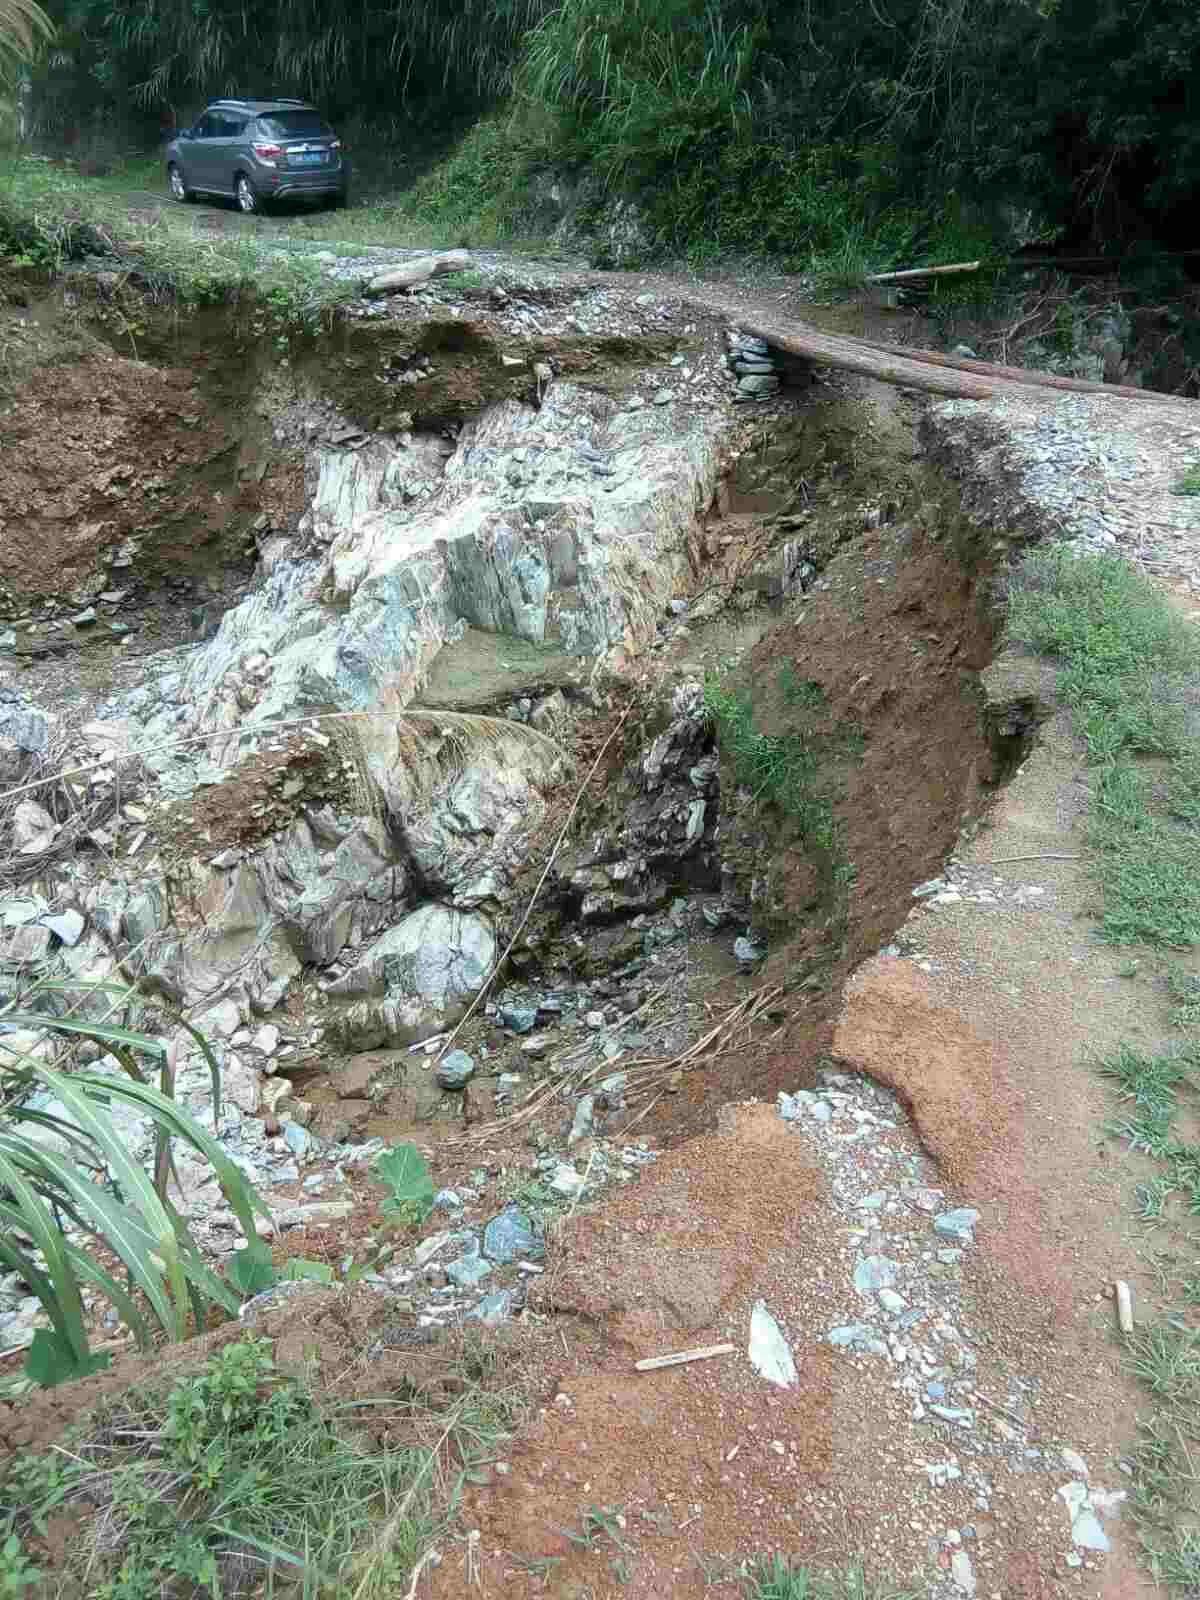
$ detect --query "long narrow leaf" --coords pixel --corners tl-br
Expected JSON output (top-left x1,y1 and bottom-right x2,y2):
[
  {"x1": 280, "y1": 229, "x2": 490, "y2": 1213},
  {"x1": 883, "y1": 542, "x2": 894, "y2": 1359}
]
[
  {"x1": 26, "y1": 1065, "x2": 189, "y2": 1337},
  {"x1": 2, "y1": 1105, "x2": 106, "y2": 1164},
  {"x1": 71, "y1": 1072, "x2": 271, "y2": 1236},
  {"x1": 171, "y1": 1015, "x2": 224, "y2": 1124},
  {"x1": 66, "y1": 1242, "x2": 152, "y2": 1349},
  {"x1": 0, "y1": 1225, "x2": 65, "y2": 1343},
  {"x1": 0, "y1": 1134, "x2": 181, "y2": 1335},
  {"x1": 1, "y1": 1014, "x2": 166, "y2": 1058},
  {"x1": 0, "y1": 1152, "x2": 89, "y2": 1364}
]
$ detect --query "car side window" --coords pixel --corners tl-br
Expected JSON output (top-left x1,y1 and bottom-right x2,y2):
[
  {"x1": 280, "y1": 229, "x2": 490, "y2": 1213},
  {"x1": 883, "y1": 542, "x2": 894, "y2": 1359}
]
[
  {"x1": 191, "y1": 114, "x2": 217, "y2": 138},
  {"x1": 216, "y1": 115, "x2": 246, "y2": 138}
]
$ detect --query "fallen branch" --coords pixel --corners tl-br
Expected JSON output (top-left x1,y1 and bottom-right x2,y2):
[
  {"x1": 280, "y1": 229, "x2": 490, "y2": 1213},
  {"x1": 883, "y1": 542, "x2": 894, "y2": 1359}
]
[
  {"x1": 367, "y1": 250, "x2": 472, "y2": 295},
  {"x1": 867, "y1": 260, "x2": 981, "y2": 285},
  {"x1": 635, "y1": 1343, "x2": 735, "y2": 1372},
  {"x1": 976, "y1": 854, "x2": 1080, "y2": 865}
]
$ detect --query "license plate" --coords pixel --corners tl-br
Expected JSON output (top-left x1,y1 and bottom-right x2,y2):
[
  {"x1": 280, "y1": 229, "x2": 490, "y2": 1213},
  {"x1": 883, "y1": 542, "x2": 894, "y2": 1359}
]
[{"x1": 294, "y1": 151, "x2": 325, "y2": 166}]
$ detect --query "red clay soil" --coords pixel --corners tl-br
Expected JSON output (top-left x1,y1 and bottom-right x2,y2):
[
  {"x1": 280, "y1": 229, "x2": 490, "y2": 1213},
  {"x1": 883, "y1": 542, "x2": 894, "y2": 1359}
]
[{"x1": 634, "y1": 456, "x2": 1004, "y2": 1146}]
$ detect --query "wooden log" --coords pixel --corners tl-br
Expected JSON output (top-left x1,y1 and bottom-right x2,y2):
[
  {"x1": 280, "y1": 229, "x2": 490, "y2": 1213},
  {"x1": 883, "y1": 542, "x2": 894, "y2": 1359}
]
[
  {"x1": 368, "y1": 250, "x2": 472, "y2": 295},
  {"x1": 867, "y1": 260, "x2": 981, "y2": 284},
  {"x1": 700, "y1": 298, "x2": 1179, "y2": 404}
]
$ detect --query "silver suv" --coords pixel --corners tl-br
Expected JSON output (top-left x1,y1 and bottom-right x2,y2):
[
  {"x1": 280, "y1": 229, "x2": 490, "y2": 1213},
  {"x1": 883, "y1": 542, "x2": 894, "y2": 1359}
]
[{"x1": 166, "y1": 98, "x2": 350, "y2": 214}]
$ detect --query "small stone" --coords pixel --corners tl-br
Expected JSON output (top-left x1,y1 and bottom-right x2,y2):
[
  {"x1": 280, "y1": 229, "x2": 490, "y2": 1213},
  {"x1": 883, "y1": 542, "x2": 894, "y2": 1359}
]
[
  {"x1": 253, "y1": 1024, "x2": 280, "y2": 1055},
  {"x1": 934, "y1": 1208, "x2": 980, "y2": 1244},
  {"x1": 414, "y1": 1230, "x2": 457, "y2": 1267},
  {"x1": 878, "y1": 1288, "x2": 907, "y2": 1314},
  {"x1": 1071, "y1": 1509, "x2": 1109, "y2": 1553},
  {"x1": 585, "y1": 1010, "x2": 606, "y2": 1030},
  {"x1": 598, "y1": 1072, "x2": 627, "y2": 1109},
  {"x1": 446, "y1": 1252, "x2": 492, "y2": 1289},
  {"x1": 499, "y1": 1004, "x2": 537, "y2": 1034},
  {"x1": 854, "y1": 1255, "x2": 899, "y2": 1294},
  {"x1": 12, "y1": 800, "x2": 58, "y2": 855},
  {"x1": 433, "y1": 1188, "x2": 464, "y2": 1212},
  {"x1": 435, "y1": 1049, "x2": 476, "y2": 1091},
  {"x1": 71, "y1": 608, "x2": 97, "y2": 627},
  {"x1": 930, "y1": 1404, "x2": 975, "y2": 1425},
  {"x1": 468, "y1": 1289, "x2": 517, "y2": 1326},
  {"x1": 482, "y1": 1205, "x2": 543, "y2": 1264},
  {"x1": 41, "y1": 909, "x2": 85, "y2": 947},
  {"x1": 520, "y1": 1036, "x2": 549, "y2": 1059},
  {"x1": 950, "y1": 1549, "x2": 976, "y2": 1595},
  {"x1": 547, "y1": 1162, "x2": 585, "y2": 1199},
  {"x1": 1061, "y1": 1448, "x2": 1088, "y2": 1477},
  {"x1": 283, "y1": 1122, "x2": 312, "y2": 1157},
  {"x1": 737, "y1": 374, "x2": 781, "y2": 396},
  {"x1": 733, "y1": 934, "x2": 764, "y2": 969},
  {"x1": 569, "y1": 1094, "x2": 595, "y2": 1146},
  {"x1": 748, "y1": 1300, "x2": 797, "y2": 1388}
]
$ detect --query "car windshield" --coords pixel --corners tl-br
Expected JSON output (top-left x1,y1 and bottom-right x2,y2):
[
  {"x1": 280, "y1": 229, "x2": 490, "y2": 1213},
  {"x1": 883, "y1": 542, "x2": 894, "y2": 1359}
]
[{"x1": 255, "y1": 111, "x2": 332, "y2": 139}]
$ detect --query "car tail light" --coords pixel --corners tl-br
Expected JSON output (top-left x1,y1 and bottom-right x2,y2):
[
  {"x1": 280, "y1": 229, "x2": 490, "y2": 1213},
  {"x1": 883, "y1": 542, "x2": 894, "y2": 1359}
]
[{"x1": 252, "y1": 142, "x2": 282, "y2": 165}]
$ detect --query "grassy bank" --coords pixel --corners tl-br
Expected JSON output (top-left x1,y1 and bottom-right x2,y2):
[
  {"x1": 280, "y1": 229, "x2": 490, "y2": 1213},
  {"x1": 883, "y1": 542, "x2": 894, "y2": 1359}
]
[{"x1": 1007, "y1": 545, "x2": 1200, "y2": 1592}]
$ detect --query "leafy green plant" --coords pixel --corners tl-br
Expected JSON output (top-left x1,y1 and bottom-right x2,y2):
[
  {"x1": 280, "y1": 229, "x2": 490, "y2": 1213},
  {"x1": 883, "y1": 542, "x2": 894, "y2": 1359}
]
[
  {"x1": 373, "y1": 1141, "x2": 436, "y2": 1227},
  {"x1": 745, "y1": 1555, "x2": 918, "y2": 1599},
  {"x1": 227, "y1": 1240, "x2": 334, "y2": 1298},
  {"x1": 0, "y1": 1334, "x2": 516, "y2": 1599},
  {"x1": 0, "y1": 1534, "x2": 39, "y2": 1596},
  {"x1": 0, "y1": 980, "x2": 271, "y2": 1386},
  {"x1": 1171, "y1": 464, "x2": 1200, "y2": 497}
]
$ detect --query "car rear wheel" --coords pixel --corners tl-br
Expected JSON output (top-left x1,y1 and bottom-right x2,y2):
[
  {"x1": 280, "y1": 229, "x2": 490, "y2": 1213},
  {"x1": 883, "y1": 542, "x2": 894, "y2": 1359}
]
[
  {"x1": 168, "y1": 164, "x2": 195, "y2": 204},
  {"x1": 235, "y1": 173, "x2": 262, "y2": 215}
]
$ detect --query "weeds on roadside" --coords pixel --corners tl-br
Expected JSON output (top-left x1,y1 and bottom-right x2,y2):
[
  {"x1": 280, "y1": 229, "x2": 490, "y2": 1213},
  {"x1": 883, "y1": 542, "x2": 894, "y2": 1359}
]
[
  {"x1": 745, "y1": 1555, "x2": 918, "y2": 1600},
  {"x1": 1171, "y1": 464, "x2": 1200, "y2": 497},
  {"x1": 0, "y1": 1335, "x2": 514, "y2": 1599},
  {"x1": 1007, "y1": 546, "x2": 1200, "y2": 947}
]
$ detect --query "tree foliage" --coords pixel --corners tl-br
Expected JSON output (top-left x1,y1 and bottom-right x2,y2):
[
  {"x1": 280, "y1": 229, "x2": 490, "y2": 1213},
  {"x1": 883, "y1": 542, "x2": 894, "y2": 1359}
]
[{"x1": 22, "y1": 0, "x2": 1200, "y2": 253}]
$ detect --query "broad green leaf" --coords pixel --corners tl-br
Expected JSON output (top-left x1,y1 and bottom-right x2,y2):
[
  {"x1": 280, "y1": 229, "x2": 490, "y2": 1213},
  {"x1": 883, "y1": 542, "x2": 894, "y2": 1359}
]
[
  {"x1": 373, "y1": 1142, "x2": 435, "y2": 1219},
  {"x1": 229, "y1": 1242, "x2": 277, "y2": 1297},
  {"x1": 23, "y1": 1329, "x2": 109, "y2": 1389},
  {"x1": 281, "y1": 1258, "x2": 333, "y2": 1285}
]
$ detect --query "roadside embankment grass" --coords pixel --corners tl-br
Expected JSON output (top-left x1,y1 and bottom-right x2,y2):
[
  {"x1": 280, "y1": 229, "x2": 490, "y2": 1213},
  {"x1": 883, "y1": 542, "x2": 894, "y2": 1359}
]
[
  {"x1": 0, "y1": 1332, "x2": 517, "y2": 1598},
  {"x1": 1008, "y1": 544, "x2": 1200, "y2": 1590},
  {"x1": 1007, "y1": 545, "x2": 1200, "y2": 948}
]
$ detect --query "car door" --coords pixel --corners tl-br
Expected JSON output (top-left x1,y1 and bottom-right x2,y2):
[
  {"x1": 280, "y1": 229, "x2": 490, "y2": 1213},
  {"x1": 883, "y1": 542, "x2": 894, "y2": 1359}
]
[
  {"x1": 184, "y1": 113, "x2": 221, "y2": 190},
  {"x1": 207, "y1": 112, "x2": 249, "y2": 196}
]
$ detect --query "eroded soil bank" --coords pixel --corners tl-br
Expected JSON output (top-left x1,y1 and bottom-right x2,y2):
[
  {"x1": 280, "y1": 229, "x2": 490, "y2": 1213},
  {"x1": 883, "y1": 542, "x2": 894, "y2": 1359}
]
[{"x1": 0, "y1": 263, "x2": 1173, "y2": 1598}]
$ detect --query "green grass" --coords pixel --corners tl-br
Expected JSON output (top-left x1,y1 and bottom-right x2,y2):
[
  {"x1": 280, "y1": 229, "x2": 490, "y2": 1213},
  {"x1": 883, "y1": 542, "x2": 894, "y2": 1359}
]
[
  {"x1": 0, "y1": 1337, "x2": 513, "y2": 1599},
  {"x1": 0, "y1": 140, "x2": 550, "y2": 336},
  {"x1": 703, "y1": 671, "x2": 856, "y2": 859},
  {"x1": 1171, "y1": 464, "x2": 1200, "y2": 497},
  {"x1": 745, "y1": 1556, "x2": 918, "y2": 1600},
  {"x1": 1007, "y1": 546, "x2": 1200, "y2": 947}
]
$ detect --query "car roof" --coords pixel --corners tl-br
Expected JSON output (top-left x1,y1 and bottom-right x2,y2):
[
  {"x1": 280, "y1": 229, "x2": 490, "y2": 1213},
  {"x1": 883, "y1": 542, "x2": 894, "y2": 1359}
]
[{"x1": 206, "y1": 98, "x2": 318, "y2": 114}]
